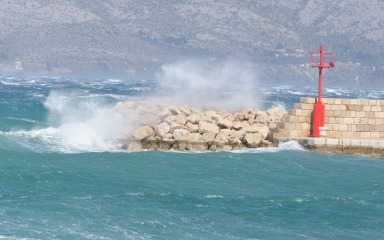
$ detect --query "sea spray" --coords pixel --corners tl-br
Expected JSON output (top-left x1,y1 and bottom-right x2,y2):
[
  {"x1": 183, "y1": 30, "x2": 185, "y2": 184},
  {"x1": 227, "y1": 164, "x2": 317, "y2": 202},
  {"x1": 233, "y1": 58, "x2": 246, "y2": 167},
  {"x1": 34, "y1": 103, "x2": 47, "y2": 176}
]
[{"x1": 152, "y1": 59, "x2": 264, "y2": 112}]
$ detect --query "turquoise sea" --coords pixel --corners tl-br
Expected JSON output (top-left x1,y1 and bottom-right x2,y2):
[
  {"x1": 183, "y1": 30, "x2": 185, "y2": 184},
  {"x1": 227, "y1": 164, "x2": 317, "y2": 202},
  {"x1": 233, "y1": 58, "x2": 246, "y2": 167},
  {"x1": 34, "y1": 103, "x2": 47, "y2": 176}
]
[{"x1": 1, "y1": 75, "x2": 384, "y2": 239}]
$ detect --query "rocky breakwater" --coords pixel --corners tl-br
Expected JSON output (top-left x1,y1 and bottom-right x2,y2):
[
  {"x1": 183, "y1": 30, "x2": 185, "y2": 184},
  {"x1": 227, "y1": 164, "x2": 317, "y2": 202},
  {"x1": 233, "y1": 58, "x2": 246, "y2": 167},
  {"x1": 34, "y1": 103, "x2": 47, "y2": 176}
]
[{"x1": 113, "y1": 101, "x2": 284, "y2": 152}]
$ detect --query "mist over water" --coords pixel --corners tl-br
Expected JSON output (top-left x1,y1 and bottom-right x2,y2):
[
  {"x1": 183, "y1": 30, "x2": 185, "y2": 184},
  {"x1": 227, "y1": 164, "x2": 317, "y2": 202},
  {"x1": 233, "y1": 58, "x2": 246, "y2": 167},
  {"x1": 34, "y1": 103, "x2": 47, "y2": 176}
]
[{"x1": 152, "y1": 59, "x2": 264, "y2": 112}]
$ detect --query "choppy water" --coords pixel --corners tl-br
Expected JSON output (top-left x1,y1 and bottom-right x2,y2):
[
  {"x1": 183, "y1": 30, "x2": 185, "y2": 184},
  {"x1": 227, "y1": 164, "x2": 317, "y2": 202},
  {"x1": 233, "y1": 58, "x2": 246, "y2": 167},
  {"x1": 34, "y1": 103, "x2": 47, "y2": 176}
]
[{"x1": 1, "y1": 74, "x2": 384, "y2": 239}]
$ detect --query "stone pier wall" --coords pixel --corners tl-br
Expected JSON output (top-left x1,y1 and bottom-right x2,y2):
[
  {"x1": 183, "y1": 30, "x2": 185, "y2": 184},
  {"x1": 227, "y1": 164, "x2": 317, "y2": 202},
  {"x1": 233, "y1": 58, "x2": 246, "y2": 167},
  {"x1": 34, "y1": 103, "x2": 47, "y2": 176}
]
[{"x1": 273, "y1": 97, "x2": 384, "y2": 141}]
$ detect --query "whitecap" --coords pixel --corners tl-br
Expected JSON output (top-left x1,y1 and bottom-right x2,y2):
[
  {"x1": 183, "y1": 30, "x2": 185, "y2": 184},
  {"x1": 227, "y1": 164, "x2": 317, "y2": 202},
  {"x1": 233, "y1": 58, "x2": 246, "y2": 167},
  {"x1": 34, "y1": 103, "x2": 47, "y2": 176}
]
[
  {"x1": 232, "y1": 140, "x2": 306, "y2": 154},
  {"x1": 1, "y1": 81, "x2": 20, "y2": 86},
  {"x1": 6, "y1": 117, "x2": 38, "y2": 123},
  {"x1": 204, "y1": 194, "x2": 224, "y2": 199}
]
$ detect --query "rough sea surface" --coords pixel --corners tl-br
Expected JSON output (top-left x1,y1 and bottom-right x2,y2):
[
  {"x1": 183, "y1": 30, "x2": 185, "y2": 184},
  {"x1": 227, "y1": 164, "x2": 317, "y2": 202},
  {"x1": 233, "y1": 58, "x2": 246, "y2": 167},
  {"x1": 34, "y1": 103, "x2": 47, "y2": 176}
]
[{"x1": 1, "y1": 74, "x2": 384, "y2": 239}]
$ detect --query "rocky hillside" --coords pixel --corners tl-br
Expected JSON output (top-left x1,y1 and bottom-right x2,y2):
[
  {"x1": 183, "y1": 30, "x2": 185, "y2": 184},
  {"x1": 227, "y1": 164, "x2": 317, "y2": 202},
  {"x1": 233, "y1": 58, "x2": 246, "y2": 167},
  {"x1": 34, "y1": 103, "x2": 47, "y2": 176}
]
[{"x1": 0, "y1": 0, "x2": 383, "y2": 86}]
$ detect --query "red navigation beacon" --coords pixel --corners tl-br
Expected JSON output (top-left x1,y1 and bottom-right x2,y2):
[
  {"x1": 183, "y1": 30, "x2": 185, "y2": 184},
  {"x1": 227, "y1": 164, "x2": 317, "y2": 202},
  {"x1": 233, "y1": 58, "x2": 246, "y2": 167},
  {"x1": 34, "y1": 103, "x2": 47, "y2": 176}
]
[{"x1": 310, "y1": 44, "x2": 335, "y2": 137}]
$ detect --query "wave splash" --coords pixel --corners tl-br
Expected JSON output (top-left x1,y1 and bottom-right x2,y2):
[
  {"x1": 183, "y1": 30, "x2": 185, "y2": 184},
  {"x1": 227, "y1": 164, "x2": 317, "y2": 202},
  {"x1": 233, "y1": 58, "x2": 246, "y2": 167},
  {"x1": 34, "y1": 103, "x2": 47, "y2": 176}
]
[
  {"x1": 1, "y1": 91, "x2": 129, "y2": 153},
  {"x1": 232, "y1": 140, "x2": 306, "y2": 154}
]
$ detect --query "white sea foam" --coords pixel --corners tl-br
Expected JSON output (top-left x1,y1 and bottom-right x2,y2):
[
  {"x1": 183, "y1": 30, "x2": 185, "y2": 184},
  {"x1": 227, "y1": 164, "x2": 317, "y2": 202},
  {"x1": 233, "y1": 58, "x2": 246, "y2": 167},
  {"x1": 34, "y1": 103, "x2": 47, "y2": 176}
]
[
  {"x1": 6, "y1": 117, "x2": 38, "y2": 123},
  {"x1": 105, "y1": 78, "x2": 123, "y2": 83},
  {"x1": 1, "y1": 81, "x2": 20, "y2": 86},
  {"x1": 204, "y1": 194, "x2": 224, "y2": 199},
  {"x1": 232, "y1": 140, "x2": 306, "y2": 154},
  {"x1": 325, "y1": 88, "x2": 343, "y2": 96}
]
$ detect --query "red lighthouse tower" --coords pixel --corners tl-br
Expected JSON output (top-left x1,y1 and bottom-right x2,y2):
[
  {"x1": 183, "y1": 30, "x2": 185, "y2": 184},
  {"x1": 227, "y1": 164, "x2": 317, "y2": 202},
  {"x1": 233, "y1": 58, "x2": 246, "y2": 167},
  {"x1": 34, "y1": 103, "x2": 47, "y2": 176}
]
[{"x1": 310, "y1": 45, "x2": 335, "y2": 137}]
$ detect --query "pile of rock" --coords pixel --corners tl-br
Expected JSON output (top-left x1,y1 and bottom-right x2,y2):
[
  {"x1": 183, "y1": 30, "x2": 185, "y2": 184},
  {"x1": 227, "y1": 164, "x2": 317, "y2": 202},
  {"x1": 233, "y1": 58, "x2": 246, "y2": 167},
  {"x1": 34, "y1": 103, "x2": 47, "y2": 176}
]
[{"x1": 113, "y1": 101, "x2": 284, "y2": 152}]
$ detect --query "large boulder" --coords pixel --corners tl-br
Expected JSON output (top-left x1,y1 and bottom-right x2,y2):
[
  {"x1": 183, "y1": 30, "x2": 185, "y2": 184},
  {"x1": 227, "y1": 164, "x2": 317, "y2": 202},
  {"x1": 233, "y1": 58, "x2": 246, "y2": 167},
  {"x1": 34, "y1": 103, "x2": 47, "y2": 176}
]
[
  {"x1": 186, "y1": 122, "x2": 199, "y2": 133},
  {"x1": 217, "y1": 117, "x2": 233, "y2": 129},
  {"x1": 243, "y1": 133, "x2": 263, "y2": 148},
  {"x1": 168, "y1": 105, "x2": 181, "y2": 115},
  {"x1": 266, "y1": 107, "x2": 284, "y2": 120},
  {"x1": 201, "y1": 132, "x2": 217, "y2": 144},
  {"x1": 255, "y1": 114, "x2": 270, "y2": 125},
  {"x1": 173, "y1": 129, "x2": 192, "y2": 141},
  {"x1": 214, "y1": 133, "x2": 229, "y2": 145},
  {"x1": 133, "y1": 126, "x2": 155, "y2": 140},
  {"x1": 178, "y1": 105, "x2": 192, "y2": 116},
  {"x1": 154, "y1": 122, "x2": 171, "y2": 138},
  {"x1": 170, "y1": 122, "x2": 186, "y2": 133},
  {"x1": 126, "y1": 141, "x2": 143, "y2": 152},
  {"x1": 186, "y1": 113, "x2": 200, "y2": 124},
  {"x1": 157, "y1": 108, "x2": 172, "y2": 120},
  {"x1": 199, "y1": 121, "x2": 220, "y2": 135}
]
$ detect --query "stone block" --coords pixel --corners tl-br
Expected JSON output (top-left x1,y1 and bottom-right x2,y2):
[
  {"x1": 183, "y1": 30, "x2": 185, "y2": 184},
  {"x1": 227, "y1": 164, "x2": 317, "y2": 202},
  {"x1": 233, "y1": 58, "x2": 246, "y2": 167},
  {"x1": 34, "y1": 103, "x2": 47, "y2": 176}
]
[
  {"x1": 339, "y1": 105, "x2": 347, "y2": 111},
  {"x1": 361, "y1": 99, "x2": 369, "y2": 105},
  {"x1": 360, "y1": 118, "x2": 368, "y2": 124},
  {"x1": 350, "y1": 99, "x2": 358, "y2": 105},
  {"x1": 341, "y1": 99, "x2": 351, "y2": 104},
  {"x1": 342, "y1": 139, "x2": 351, "y2": 147},
  {"x1": 369, "y1": 100, "x2": 377, "y2": 106},
  {"x1": 344, "y1": 118, "x2": 354, "y2": 124},
  {"x1": 330, "y1": 131, "x2": 342, "y2": 139},
  {"x1": 290, "y1": 130, "x2": 298, "y2": 137},
  {"x1": 351, "y1": 139, "x2": 361, "y2": 147},
  {"x1": 371, "y1": 132, "x2": 380, "y2": 139},
  {"x1": 289, "y1": 109, "x2": 303, "y2": 116},
  {"x1": 325, "y1": 105, "x2": 331, "y2": 110},
  {"x1": 361, "y1": 140, "x2": 370, "y2": 147},
  {"x1": 298, "y1": 130, "x2": 310, "y2": 137},
  {"x1": 356, "y1": 111, "x2": 366, "y2": 118},
  {"x1": 277, "y1": 122, "x2": 289, "y2": 129},
  {"x1": 361, "y1": 132, "x2": 371, "y2": 138},
  {"x1": 376, "y1": 119, "x2": 383, "y2": 124},
  {"x1": 327, "y1": 98, "x2": 335, "y2": 104},
  {"x1": 368, "y1": 119, "x2": 375, "y2": 125},
  {"x1": 350, "y1": 111, "x2": 356, "y2": 117},
  {"x1": 328, "y1": 117, "x2": 335, "y2": 124},
  {"x1": 334, "y1": 99, "x2": 342, "y2": 104},
  {"x1": 296, "y1": 122, "x2": 302, "y2": 130},
  {"x1": 330, "y1": 105, "x2": 339, "y2": 111},
  {"x1": 300, "y1": 97, "x2": 316, "y2": 104},
  {"x1": 372, "y1": 106, "x2": 381, "y2": 112},
  {"x1": 308, "y1": 137, "x2": 326, "y2": 146},
  {"x1": 356, "y1": 124, "x2": 364, "y2": 132},
  {"x1": 375, "y1": 112, "x2": 384, "y2": 119},
  {"x1": 332, "y1": 124, "x2": 339, "y2": 131},
  {"x1": 333, "y1": 111, "x2": 342, "y2": 117},
  {"x1": 379, "y1": 140, "x2": 384, "y2": 148},
  {"x1": 299, "y1": 116, "x2": 307, "y2": 123},
  {"x1": 353, "y1": 132, "x2": 361, "y2": 138},
  {"x1": 326, "y1": 138, "x2": 339, "y2": 146},
  {"x1": 341, "y1": 111, "x2": 351, "y2": 118},
  {"x1": 351, "y1": 125, "x2": 357, "y2": 132},
  {"x1": 342, "y1": 132, "x2": 354, "y2": 138},
  {"x1": 369, "y1": 140, "x2": 379, "y2": 147},
  {"x1": 347, "y1": 125, "x2": 352, "y2": 131},
  {"x1": 363, "y1": 106, "x2": 371, "y2": 111},
  {"x1": 302, "y1": 110, "x2": 312, "y2": 117},
  {"x1": 289, "y1": 122, "x2": 296, "y2": 129},
  {"x1": 325, "y1": 111, "x2": 333, "y2": 117},
  {"x1": 357, "y1": 99, "x2": 362, "y2": 105},
  {"x1": 302, "y1": 123, "x2": 310, "y2": 130},
  {"x1": 339, "y1": 124, "x2": 348, "y2": 131}
]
